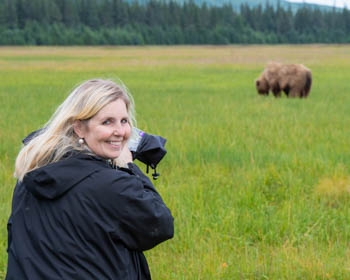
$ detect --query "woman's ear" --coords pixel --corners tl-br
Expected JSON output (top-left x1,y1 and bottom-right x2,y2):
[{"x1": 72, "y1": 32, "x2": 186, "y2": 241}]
[{"x1": 73, "y1": 120, "x2": 85, "y2": 138}]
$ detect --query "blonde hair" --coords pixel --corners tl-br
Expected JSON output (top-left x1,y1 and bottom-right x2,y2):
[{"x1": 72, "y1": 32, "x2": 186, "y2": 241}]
[{"x1": 15, "y1": 78, "x2": 136, "y2": 181}]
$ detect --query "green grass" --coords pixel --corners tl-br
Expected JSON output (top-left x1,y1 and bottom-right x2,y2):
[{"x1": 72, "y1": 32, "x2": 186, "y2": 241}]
[{"x1": 1, "y1": 45, "x2": 350, "y2": 279}]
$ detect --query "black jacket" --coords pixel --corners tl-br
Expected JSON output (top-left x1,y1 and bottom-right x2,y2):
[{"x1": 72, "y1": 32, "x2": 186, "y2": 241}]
[{"x1": 6, "y1": 152, "x2": 174, "y2": 280}]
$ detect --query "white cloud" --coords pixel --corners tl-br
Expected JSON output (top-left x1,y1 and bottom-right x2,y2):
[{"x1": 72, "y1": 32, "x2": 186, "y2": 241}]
[{"x1": 287, "y1": 0, "x2": 350, "y2": 8}]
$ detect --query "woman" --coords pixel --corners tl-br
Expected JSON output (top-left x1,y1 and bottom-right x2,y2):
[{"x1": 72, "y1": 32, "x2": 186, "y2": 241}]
[{"x1": 6, "y1": 79, "x2": 174, "y2": 279}]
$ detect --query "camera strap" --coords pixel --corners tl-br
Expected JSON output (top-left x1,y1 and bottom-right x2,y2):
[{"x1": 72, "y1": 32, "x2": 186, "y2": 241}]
[{"x1": 146, "y1": 165, "x2": 160, "y2": 180}]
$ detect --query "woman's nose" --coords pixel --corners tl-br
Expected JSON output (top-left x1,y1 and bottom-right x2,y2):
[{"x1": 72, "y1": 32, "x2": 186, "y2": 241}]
[{"x1": 113, "y1": 123, "x2": 125, "y2": 136}]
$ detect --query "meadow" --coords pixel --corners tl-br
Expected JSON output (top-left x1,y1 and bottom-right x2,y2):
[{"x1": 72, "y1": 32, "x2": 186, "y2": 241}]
[{"x1": 0, "y1": 45, "x2": 349, "y2": 279}]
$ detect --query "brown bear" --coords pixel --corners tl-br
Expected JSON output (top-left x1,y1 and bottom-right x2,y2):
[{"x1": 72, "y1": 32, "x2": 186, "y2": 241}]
[{"x1": 255, "y1": 62, "x2": 312, "y2": 98}]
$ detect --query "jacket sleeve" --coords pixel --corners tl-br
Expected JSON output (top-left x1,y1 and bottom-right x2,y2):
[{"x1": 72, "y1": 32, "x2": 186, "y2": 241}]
[{"x1": 89, "y1": 163, "x2": 174, "y2": 251}]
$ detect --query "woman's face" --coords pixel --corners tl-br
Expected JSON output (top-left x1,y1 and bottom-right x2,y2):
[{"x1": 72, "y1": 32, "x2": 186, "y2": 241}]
[{"x1": 77, "y1": 99, "x2": 131, "y2": 159}]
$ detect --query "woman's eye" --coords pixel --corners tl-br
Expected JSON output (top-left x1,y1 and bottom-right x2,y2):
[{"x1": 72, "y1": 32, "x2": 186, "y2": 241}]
[
  {"x1": 121, "y1": 118, "x2": 129, "y2": 124},
  {"x1": 102, "y1": 119, "x2": 111, "y2": 125}
]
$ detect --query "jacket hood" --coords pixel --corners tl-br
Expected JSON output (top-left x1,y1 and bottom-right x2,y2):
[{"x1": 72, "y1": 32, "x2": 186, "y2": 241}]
[{"x1": 23, "y1": 153, "x2": 108, "y2": 200}]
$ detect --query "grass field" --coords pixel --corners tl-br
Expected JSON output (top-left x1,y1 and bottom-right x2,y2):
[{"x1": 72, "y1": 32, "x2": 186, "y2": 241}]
[{"x1": 0, "y1": 45, "x2": 350, "y2": 279}]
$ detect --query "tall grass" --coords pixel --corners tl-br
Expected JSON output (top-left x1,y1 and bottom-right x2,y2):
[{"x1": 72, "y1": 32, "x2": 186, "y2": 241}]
[{"x1": 1, "y1": 45, "x2": 350, "y2": 279}]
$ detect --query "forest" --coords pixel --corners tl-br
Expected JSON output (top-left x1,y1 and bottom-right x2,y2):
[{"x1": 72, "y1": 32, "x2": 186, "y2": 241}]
[{"x1": 1, "y1": 0, "x2": 350, "y2": 45}]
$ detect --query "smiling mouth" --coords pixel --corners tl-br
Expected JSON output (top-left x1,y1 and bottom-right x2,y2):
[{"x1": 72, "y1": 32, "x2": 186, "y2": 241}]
[{"x1": 108, "y1": 141, "x2": 122, "y2": 148}]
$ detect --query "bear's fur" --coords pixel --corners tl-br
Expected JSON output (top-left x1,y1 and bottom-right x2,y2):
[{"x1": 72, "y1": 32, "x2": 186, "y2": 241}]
[{"x1": 255, "y1": 62, "x2": 312, "y2": 98}]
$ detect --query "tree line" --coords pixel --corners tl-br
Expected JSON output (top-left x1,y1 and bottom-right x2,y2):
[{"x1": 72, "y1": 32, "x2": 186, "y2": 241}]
[{"x1": 1, "y1": 0, "x2": 350, "y2": 45}]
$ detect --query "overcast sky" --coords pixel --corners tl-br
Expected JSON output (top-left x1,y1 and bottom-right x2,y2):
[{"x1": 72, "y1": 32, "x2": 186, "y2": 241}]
[{"x1": 287, "y1": 0, "x2": 350, "y2": 8}]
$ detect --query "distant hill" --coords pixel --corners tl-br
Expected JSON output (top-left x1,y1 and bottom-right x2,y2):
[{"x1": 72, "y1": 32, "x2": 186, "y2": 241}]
[{"x1": 156, "y1": 0, "x2": 342, "y2": 11}]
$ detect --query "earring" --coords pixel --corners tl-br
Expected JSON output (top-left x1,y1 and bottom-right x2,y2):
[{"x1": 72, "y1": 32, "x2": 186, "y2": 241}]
[{"x1": 78, "y1": 138, "x2": 84, "y2": 145}]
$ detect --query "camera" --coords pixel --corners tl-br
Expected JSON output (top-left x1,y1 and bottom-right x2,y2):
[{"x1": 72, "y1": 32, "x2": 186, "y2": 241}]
[{"x1": 128, "y1": 127, "x2": 167, "y2": 180}]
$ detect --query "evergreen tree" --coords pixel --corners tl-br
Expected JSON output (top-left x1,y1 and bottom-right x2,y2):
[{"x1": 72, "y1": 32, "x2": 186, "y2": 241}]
[
  {"x1": 342, "y1": 8, "x2": 350, "y2": 34},
  {"x1": 250, "y1": 4, "x2": 264, "y2": 32},
  {"x1": 99, "y1": 0, "x2": 114, "y2": 27},
  {"x1": 80, "y1": 0, "x2": 100, "y2": 28},
  {"x1": 294, "y1": 7, "x2": 312, "y2": 34},
  {"x1": 275, "y1": 4, "x2": 293, "y2": 42},
  {"x1": 167, "y1": 0, "x2": 181, "y2": 26},
  {"x1": 263, "y1": 2, "x2": 276, "y2": 32},
  {"x1": 56, "y1": 0, "x2": 80, "y2": 27},
  {"x1": 112, "y1": 0, "x2": 129, "y2": 26},
  {"x1": 128, "y1": 1, "x2": 146, "y2": 26},
  {"x1": 2, "y1": 0, "x2": 18, "y2": 28},
  {"x1": 46, "y1": 0, "x2": 62, "y2": 24},
  {"x1": 16, "y1": 0, "x2": 29, "y2": 28}
]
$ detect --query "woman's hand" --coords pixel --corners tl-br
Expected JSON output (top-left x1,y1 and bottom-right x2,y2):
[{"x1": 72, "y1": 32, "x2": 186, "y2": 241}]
[{"x1": 115, "y1": 144, "x2": 133, "y2": 168}]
